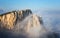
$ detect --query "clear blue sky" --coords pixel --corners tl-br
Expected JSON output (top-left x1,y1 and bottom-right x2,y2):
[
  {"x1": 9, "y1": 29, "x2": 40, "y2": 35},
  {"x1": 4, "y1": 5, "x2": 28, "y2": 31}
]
[{"x1": 0, "y1": 0, "x2": 60, "y2": 11}]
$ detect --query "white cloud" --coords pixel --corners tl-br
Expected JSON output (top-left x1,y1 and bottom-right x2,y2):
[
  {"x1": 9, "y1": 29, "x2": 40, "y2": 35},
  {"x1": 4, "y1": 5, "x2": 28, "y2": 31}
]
[{"x1": 33, "y1": 10, "x2": 60, "y2": 33}]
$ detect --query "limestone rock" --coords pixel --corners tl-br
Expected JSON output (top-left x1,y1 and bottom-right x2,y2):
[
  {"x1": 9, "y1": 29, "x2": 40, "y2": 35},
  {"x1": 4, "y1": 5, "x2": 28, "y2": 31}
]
[{"x1": 0, "y1": 9, "x2": 32, "y2": 30}]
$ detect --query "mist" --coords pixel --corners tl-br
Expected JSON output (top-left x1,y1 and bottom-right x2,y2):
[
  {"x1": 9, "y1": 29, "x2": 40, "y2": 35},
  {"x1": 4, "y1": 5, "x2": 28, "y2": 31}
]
[
  {"x1": 0, "y1": 10, "x2": 60, "y2": 38},
  {"x1": 33, "y1": 9, "x2": 60, "y2": 38}
]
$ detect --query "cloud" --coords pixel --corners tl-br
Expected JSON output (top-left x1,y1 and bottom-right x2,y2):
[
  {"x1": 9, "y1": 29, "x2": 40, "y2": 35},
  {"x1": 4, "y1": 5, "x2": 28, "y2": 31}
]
[{"x1": 33, "y1": 9, "x2": 60, "y2": 33}]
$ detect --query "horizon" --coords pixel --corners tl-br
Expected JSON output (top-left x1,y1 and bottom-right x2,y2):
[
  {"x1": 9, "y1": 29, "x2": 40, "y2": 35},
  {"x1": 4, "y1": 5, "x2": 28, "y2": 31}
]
[{"x1": 0, "y1": 0, "x2": 60, "y2": 11}]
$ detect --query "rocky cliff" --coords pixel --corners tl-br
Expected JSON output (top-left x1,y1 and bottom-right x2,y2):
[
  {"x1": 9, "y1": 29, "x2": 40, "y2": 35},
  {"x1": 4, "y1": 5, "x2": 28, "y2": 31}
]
[
  {"x1": 0, "y1": 9, "x2": 46, "y2": 38},
  {"x1": 0, "y1": 9, "x2": 32, "y2": 29},
  {"x1": 0, "y1": 9, "x2": 58, "y2": 38}
]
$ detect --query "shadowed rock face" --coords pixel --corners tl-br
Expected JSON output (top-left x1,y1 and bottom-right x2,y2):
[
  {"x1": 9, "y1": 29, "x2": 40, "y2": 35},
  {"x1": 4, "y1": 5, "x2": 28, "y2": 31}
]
[{"x1": 0, "y1": 9, "x2": 32, "y2": 29}]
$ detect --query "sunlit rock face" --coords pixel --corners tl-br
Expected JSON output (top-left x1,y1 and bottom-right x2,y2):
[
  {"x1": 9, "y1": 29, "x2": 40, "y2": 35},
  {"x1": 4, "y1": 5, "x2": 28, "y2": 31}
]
[{"x1": 0, "y1": 9, "x2": 32, "y2": 29}]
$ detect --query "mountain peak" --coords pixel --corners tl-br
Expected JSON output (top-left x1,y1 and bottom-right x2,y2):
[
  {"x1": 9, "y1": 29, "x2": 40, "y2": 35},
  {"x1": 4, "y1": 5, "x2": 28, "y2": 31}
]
[{"x1": 0, "y1": 9, "x2": 32, "y2": 29}]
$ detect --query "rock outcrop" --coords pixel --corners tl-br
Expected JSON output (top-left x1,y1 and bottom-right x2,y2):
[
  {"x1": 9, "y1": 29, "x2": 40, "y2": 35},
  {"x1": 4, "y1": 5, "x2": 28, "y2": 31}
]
[
  {"x1": 0, "y1": 9, "x2": 46, "y2": 38},
  {"x1": 0, "y1": 9, "x2": 32, "y2": 29},
  {"x1": 0, "y1": 9, "x2": 58, "y2": 38}
]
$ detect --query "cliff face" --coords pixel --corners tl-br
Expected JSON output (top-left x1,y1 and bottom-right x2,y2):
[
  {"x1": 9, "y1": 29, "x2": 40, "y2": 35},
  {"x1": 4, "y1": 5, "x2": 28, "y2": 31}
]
[
  {"x1": 0, "y1": 9, "x2": 32, "y2": 29},
  {"x1": 0, "y1": 9, "x2": 59, "y2": 38}
]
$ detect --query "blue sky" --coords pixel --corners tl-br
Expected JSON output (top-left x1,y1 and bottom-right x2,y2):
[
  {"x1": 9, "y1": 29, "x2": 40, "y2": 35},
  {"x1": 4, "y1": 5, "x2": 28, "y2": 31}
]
[{"x1": 0, "y1": 0, "x2": 60, "y2": 11}]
